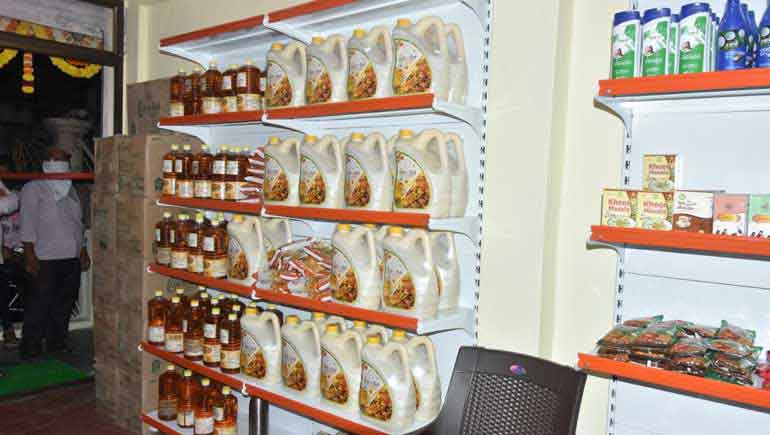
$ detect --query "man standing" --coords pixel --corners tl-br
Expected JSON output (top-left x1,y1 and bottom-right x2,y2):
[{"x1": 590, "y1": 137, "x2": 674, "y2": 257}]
[
  {"x1": 0, "y1": 174, "x2": 19, "y2": 348},
  {"x1": 20, "y1": 147, "x2": 90, "y2": 360}
]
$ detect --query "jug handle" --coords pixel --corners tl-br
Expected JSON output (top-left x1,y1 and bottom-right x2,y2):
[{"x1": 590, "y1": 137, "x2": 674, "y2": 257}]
[
  {"x1": 279, "y1": 219, "x2": 293, "y2": 244},
  {"x1": 419, "y1": 129, "x2": 449, "y2": 172},
  {"x1": 331, "y1": 35, "x2": 348, "y2": 70},
  {"x1": 444, "y1": 133, "x2": 465, "y2": 171},
  {"x1": 414, "y1": 230, "x2": 433, "y2": 267},
  {"x1": 416, "y1": 17, "x2": 447, "y2": 54},
  {"x1": 444, "y1": 23, "x2": 466, "y2": 61},
  {"x1": 325, "y1": 135, "x2": 344, "y2": 170},
  {"x1": 344, "y1": 330, "x2": 364, "y2": 360},
  {"x1": 370, "y1": 26, "x2": 393, "y2": 64},
  {"x1": 290, "y1": 43, "x2": 307, "y2": 78},
  {"x1": 386, "y1": 343, "x2": 412, "y2": 385},
  {"x1": 365, "y1": 133, "x2": 388, "y2": 172},
  {"x1": 267, "y1": 313, "x2": 281, "y2": 347},
  {"x1": 363, "y1": 228, "x2": 377, "y2": 271},
  {"x1": 300, "y1": 321, "x2": 322, "y2": 357},
  {"x1": 408, "y1": 337, "x2": 438, "y2": 376}
]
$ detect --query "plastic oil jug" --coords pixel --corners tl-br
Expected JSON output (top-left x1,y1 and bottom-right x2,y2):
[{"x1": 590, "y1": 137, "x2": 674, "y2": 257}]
[
  {"x1": 261, "y1": 217, "x2": 292, "y2": 261},
  {"x1": 430, "y1": 232, "x2": 460, "y2": 312},
  {"x1": 444, "y1": 132, "x2": 468, "y2": 217},
  {"x1": 382, "y1": 227, "x2": 439, "y2": 320},
  {"x1": 300, "y1": 135, "x2": 345, "y2": 208},
  {"x1": 312, "y1": 312, "x2": 347, "y2": 332},
  {"x1": 320, "y1": 324, "x2": 363, "y2": 412},
  {"x1": 347, "y1": 27, "x2": 394, "y2": 100},
  {"x1": 352, "y1": 320, "x2": 389, "y2": 343},
  {"x1": 345, "y1": 132, "x2": 392, "y2": 211},
  {"x1": 392, "y1": 17, "x2": 449, "y2": 100},
  {"x1": 264, "y1": 136, "x2": 301, "y2": 206},
  {"x1": 306, "y1": 35, "x2": 348, "y2": 104},
  {"x1": 266, "y1": 42, "x2": 307, "y2": 107},
  {"x1": 444, "y1": 23, "x2": 468, "y2": 105},
  {"x1": 281, "y1": 315, "x2": 321, "y2": 399},
  {"x1": 226, "y1": 215, "x2": 265, "y2": 285},
  {"x1": 241, "y1": 305, "x2": 282, "y2": 386},
  {"x1": 393, "y1": 129, "x2": 451, "y2": 218},
  {"x1": 360, "y1": 335, "x2": 416, "y2": 430},
  {"x1": 405, "y1": 335, "x2": 441, "y2": 423},
  {"x1": 332, "y1": 224, "x2": 380, "y2": 310}
]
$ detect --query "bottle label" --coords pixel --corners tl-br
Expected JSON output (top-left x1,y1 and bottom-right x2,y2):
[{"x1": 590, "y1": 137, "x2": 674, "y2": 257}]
[
  {"x1": 299, "y1": 155, "x2": 326, "y2": 205},
  {"x1": 164, "y1": 332, "x2": 184, "y2": 353},
  {"x1": 226, "y1": 160, "x2": 239, "y2": 176},
  {"x1": 393, "y1": 38, "x2": 431, "y2": 95},
  {"x1": 345, "y1": 154, "x2": 370, "y2": 207},
  {"x1": 383, "y1": 249, "x2": 415, "y2": 310},
  {"x1": 242, "y1": 335, "x2": 266, "y2": 379},
  {"x1": 158, "y1": 399, "x2": 177, "y2": 420},
  {"x1": 177, "y1": 180, "x2": 194, "y2": 198},
  {"x1": 348, "y1": 48, "x2": 376, "y2": 100},
  {"x1": 223, "y1": 96, "x2": 239, "y2": 112},
  {"x1": 195, "y1": 415, "x2": 214, "y2": 434},
  {"x1": 642, "y1": 18, "x2": 669, "y2": 76},
  {"x1": 171, "y1": 251, "x2": 189, "y2": 269},
  {"x1": 204, "y1": 342, "x2": 221, "y2": 364},
  {"x1": 204, "y1": 323, "x2": 217, "y2": 339},
  {"x1": 226, "y1": 181, "x2": 247, "y2": 201},
  {"x1": 211, "y1": 181, "x2": 227, "y2": 200},
  {"x1": 182, "y1": 320, "x2": 188, "y2": 333},
  {"x1": 194, "y1": 179, "x2": 212, "y2": 198},
  {"x1": 759, "y1": 26, "x2": 770, "y2": 67},
  {"x1": 148, "y1": 325, "x2": 165, "y2": 343},
  {"x1": 202, "y1": 97, "x2": 223, "y2": 114},
  {"x1": 216, "y1": 425, "x2": 237, "y2": 435},
  {"x1": 170, "y1": 230, "x2": 176, "y2": 245},
  {"x1": 282, "y1": 339, "x2": 307, "y2": 391},
  {"x1": 264, "y1": 155, "x2": 289, "y2": 202},
  {"x1": 188, "y1": 253, "x2": 205, "y2": 273},
  {"x1": 394, "y1": 150, "x2": 430, "y2": 209},
  {"x1": 679, "y1": 15, "x2": 709, "y2": 73},
  {"x1": 204, "y1": 257, "x2": 228, "y2": 278},
  {"x1": 213, "y1": 406, "x2": 225, "y2": 422},
  {"x1": 718, "y1": 27, "x2": 748, "y2": 70},
  {"x1": 184, "y1": 337, "x2": 204, "y2": 357},
  {"x1": 332, "y1": 247, "x2": 358, "y2": 303},
  {"x1": 306, "y1": 55, "x2": 331, "y2": 104},
  {"x1": 228, "y1": 238, "x2": 249, "y2": 280},
  {"x1": 220, "y1": 328, "x2": 229, "y2": 345},
  {"x1": 155, "y1": 228, "x2": 162, "y2": 243},
  {"x1": 188, "y1": 233, "x2": 198, "y2": 248},
  {"x1": 203, "y1": 237, "x2": 216, "y2": 253},
  {"x1": 237, "y1": 94, "x2": 261, "y2": 111},
  {"x1": 612, "y1": 21, "x2": 639, "y2": 78},
  {"x1": 321, "y1": 347, "x2": 348, "y2": 404},
  {"x1": 360, "y1": 360, "x2": 392, "y2": 421},
  {"x1": 212, "y1": 160, "x2": 226, "y2": 175},
  {"x1": 223, "y1": 75, "x2": 233, "y2": 90},
  {"x1": 175, "y1": 160, "x2": 184, "y2": 174},
  {"x1": 237, "y1": 72, "x2": 247, "y2": 88},
  {"x1": 183, "y1": 77, "x2": 193, "y2": 94},
  {"x1": 178, "y1": 409, "x2": 194, "y2": 427},
  {"x1": 266, "y1": 61, "x2": 292, "y2": 107},
  {"x1": 163, "y1": 159, "x2": 174, "y2": 173},
  {"x1": 156, "y1": 247, "x2": 172, "y2": 265},
  {"x1": 221, "y1": 349, "x2": 241, "y2": 370},
  {"x1": 162, "y1": 177, "x2": 176, "y2": 196},
  {"x1": 169, "y1": 102, "x2": 185, "y2": 117}
]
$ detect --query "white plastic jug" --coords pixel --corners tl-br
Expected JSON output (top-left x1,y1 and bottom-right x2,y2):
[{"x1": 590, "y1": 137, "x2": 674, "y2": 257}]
[
  {"x1": 393, "y1": 129, "x2": 451, "y2": 218},
  {"x1": 352, "y1": 320, "x2": 390, "y2": 344},
  {"x1": 444, "y1": 132, "x2": 468, "y2": 217},
  {"x1": 345, "y1": 132, "x2": 392, "y2": 211},
  {"x1": 331, "y1": 224, "x2": 380, "y2": 310},
  {"x1": 360, "y1": 335, "x2": 416, "y2": 430},
  {"x1": 281, "y1": 315, "x2": 321, "y2": 399},
  {"x1": 392, "y1": 17, "x2": 449, "y2": 100},
  {"x1": 266, "y1": 42, "x2": 307, "y2": 107},
  {"x1": 430, "y1": 232, "x2": 460, "y2": 312},
  {"x1": 306, "y1": 35, "x2": 348, "y2": 104},
  {"x1": 260, "y1": 217, "x2": 292, "y2": 260},
  {"x1": 445, "y1": 23, "x2": 468, "y2": 105},
  {"x1": 263, "y1": 137, "x2": 301, "y2": 206},
  {"x1": 382, "y1": 227, "x2": 439, "y2": 320},
  {"x1": 241, "y1": 306, "x2": 282, "y2": 386},
  {"x1": 311, "y1": 312, "x2": 347, "y2": 332},
  {"x1": 226, "y1": 215, "x2": 265, "y2": 285},
  {"x1": 405, "y1": 336, "x2": 441, "y2": 423},
  {"x1": 300, "y1": 135, "x2": 345, "y2": 208},
  {"x1": 320, "y1": 324, "x2": 363, "y2": 413},
  {"x1": 347, "y1": 27, "x2": 394, "y2": 100},
  {"x1": 369, "y1": 224, "x2": 390, "y2": 283}
]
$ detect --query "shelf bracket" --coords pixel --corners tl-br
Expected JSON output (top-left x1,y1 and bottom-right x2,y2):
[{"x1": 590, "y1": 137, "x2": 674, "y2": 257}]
[
  {"x1": 263, "y1": 14, "x2": 313, "y2": 44},
  {"x1": 595, "y1": 95, "x2": 633, "y2": 136},
  {"x1": 433, "y1": 99, "x2": 484, "y2": 138},
  {"x1": 429, "y1": 217, "x2": 481, "y2": 246},
  {"x1": 156, "y1": 123, "x2": 213, "y2": 144},
  {"x1": 461, "y1": 0, "x2": 490, "y2": 24}
]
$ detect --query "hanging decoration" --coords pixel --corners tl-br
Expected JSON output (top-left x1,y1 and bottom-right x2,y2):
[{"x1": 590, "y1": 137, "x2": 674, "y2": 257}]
[
  {"x1": 22, "y1": 52, "x2": 33, "y2": 94},
  {"x1": 0, "y1": 48, "x2": 17, "y2": 68},
  {"x1": 50, "y1": 57, "x2": 102, "y2": 79}
]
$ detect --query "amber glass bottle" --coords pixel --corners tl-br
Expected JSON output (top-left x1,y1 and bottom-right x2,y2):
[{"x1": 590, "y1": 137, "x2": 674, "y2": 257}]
[
  {"x1": 175, "y1": 287, "x2": 189, "y2": 308},
  {"x1": 177, "y1": 145, "x2": 195, "y2": 198},
  {"x1": 155, "y1": 212, "x2": 174, "y2": 266},
  {"x1": 193, "y1": 145, "x2": 213, "y2": 199},
  {"x1": 165, "y1": 296, "x2": 185, "y2": 354},
  {"x1": 169, "y1": 69, "x2": 186, "y2": 117},
  {"x1": 211, "y1": 146, "x2": 229, "y2": 201},
  {"x1": 224, "y1": 147, "x2": 240, "y2": 201},
  {"x1": 184, "y1": 299, "x2": 204, "y2": 361},
  {"x1": 219, "y1": 313, "x2": 242, "y2": 374},
  {"x1": 228, "y1": 295, "x2": 245, "y2": 319},
  {"x1": 237, "y1": 60, "x2": 262, "y2": 112},
  {"x1": 158, "y1": 364, "x2": 181, "y2": 421},
  {"x1": 188, "y1": 213, "x2": 207, "y2": 274},
  {"x1": 162, "y1": 144, "x2": 179, "y2": 196},
  {"x1": 177, "y1": 369, "x2": 197, "y2": 428},
  {"x1": 194, "y1": 378, "x2": 216, "y2": 435},
  {"x1": 225, "y1": 147, "x2": 248, "y2": 201},
  {"x1": 190, "y1": 67, "x2": 203, "y2": 114},
  {"x1": 203, "y1": 306, "x2": 221, "y2": 368},
  {"x1": 213, "y1": 386, "x2": 238, "y2": 434},
  {"x1": 203, "y1": 218, "x2": 227, "y2": 278},
  {"x1": 183, "y1": 70, "x2": 195, "y2": 115},
  {"x1": 222, "y1": 64, "x2": 239, "y2": 113},
  {"x1": 201, "y1": 62, "x2": 223, "y2": 115},
  {"x1": 171, "y1": 214, "x2": 191, "y2": 270},
  {"x1": 197, "y1": 288, "x2": 211, "y2": 313},
  {"x1": 147, "y1": 290, "x2": 169, "y2": 346}
]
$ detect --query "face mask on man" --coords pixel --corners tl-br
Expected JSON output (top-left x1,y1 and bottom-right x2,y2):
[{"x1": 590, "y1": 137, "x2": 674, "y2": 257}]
[{"x1": 42, "y1": 160, "x2": 71, "y2": 174}]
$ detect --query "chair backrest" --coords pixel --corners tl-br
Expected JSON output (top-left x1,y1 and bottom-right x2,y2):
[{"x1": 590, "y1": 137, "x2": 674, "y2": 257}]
[{"x1": 430, "y1": 346, "x2": 587, "y2": 435}]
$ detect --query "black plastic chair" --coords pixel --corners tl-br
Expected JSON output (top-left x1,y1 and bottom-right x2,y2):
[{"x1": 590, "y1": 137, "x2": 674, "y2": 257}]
[{"x1": 425, "y1": 346, "x2": 587, "y2": 435}]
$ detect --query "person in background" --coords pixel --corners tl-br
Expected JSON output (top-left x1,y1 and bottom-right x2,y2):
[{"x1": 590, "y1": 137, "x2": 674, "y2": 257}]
[
  {"x1": 0, "y1": 167, "x2": 19, "y2": 349},
  {"x1": 20, "y1": 147, "x2": 90, "y2": 361}
]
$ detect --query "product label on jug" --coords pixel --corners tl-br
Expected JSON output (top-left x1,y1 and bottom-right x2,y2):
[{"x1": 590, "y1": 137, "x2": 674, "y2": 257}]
[
  {"x1": 187, "y1": 233, "x2": 198, "y2": 249},
  {"x1": 642, "y1": 18, "x2": 669, "y2": 76},
  {"x1": 156, "y1": 247, "x2": 172, "y2": 265},
  {"x1": 238, "y1": 94, "x2": 261, "y2": 111},
  {"x1": 177, "y1": 180, "x2": 194, "y2": 198},
  {"x1": 264, "y1": 155, "x2": 289, "y2": 202},
  {"x1": 184, "y1": 337, "x2": 203, "y2": 357},
  {"x1": 204, "y1": 257, "x2": 228, "y2": 279},
  {"x1": 321, "y1": 347, "x2": 349, "y2": 404},
  {"x1": 163, "y1": 159, "x2": 174, "y2": 173},
  {"x1": 194, "y1": 415, "x2": 214, "y2": 435},
  {"x1": 282, "y1": 339, "x2": 307, "y2": 391},
  {"x1": 383, "y1": 249, "x2": 415, "y2": 310},
  {"x1": 162, "y1": 177, "x2": 176, "y2": 196},
  {"x1": 155, "y1": 228, "x2": 162, "y2": 243},
  {"x1": 188, "y1": 254, "x2": 205, "y2": 273},
  {"x1": 202, "y1": 97, "x2": 222, "y2": 114},
  {"x1": 217, "y1": 425, "x2": 237, "y2": 435},
  {"x1": 194, "y1": 180, "x2": 212, "y2": 198},
  {"x1": 266, "y1": 61, "x2": 292, "y2": 107},
  {"x1": 306, "y1": 56, "x2": 332, "y2": 104},
  {"x1": 395, "y1": 151, "x2": 430, "y2": 210},
  {"x1": 158, "y1": 399, "x2": 177, "y2": 420},
  {"x1": 332, "y1": 247, "x2": 358, "y2": 303},
  {"x1": 148, "y1": 326, "x2": 165, "y2": 343},
  {"x1": 212, "y1": 160, "x2": 226, "y2": 175},
  {"x1": 393, "y1": 38, "x2": 431, "y2": 95},
  {"x1": 174, "y1": 160, "x2": 184, "y2": 174},
  {"x1": 345, "y1": 155, "x2": 371, "y2": 207},
  {"x1": 213, "y1": 406, "x2": 225, "y2": 422},
  {"x1": 204, "y1": 342, "x2": 221, "y2": 364},
  {"x1": 612, "y1": 21, "x2": 639, "y2": 78},
  {"x1": 242, "y1": 335, "x2": 266, "y2": 379},
  {"x1": 228, "y1": 238, "x2": 248, "y2": 280},
  {"x1": 718, "y1": 27, "x2": 748, "y2": 70},
  {"x1": 169, "y1": 102, "x2": 185, "y2": 117},
  {"x1": 299, "y1": 155, "x2": 326, "y2": 205},
  {"x1": 679, "y1": 15, "x2": 709, "y2": 73},
  {"x1": 211, "y1": 181, "x2": 227, "y2": 201},
  {"x1": 360, "y1": 361, "x2": 392, "y2": 421},
  {"x1": 165, "y1": 332, "x2": 184, "y2": 353},
  {"x1": 223, "y1": 96, "x2": 239, "y2": 112},
  {"x1": 348, "y1": 48, "x2": 376, "y2": 99},
  {"x1": 221, "y1": 349, "x2": 241, "y2": 370},
  {"x1": 223, "y1": 75, "x2": 232, "y2": 90},
  {"x1": 237, "y1": 72, "x2": 247, "y2": 88},
  {"x1": 171, "y1": 251, "x2": 188, "y2": 269}
]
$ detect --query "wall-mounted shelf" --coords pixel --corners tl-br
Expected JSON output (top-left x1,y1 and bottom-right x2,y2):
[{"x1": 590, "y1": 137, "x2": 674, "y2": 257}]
[
  {"x1": 590, "y1": 226, "x2": 770, "y2": 259},
  {"x1": 599, "y1": 69, "x2": 770, "y2": 99},
  {"x1": 149, "y1": 264, "x2": 474, "y2": 335},
  {"x1": 142, "y1": 411, "x2": 249, "y2": 435},
  {"x1": 0, "y1": 172, "x2": 95, "y2": 181},
  {"x1": 140, "y1": 342, "x2": 434, "y2": 435},
  {"x1": 159, "y1": 111, "x2": 264, "y2": 127},
  {"x1": 578, "y1": 353, "x2": 770, "y2": 411},
  {"x1": 158, "y1": 196, "x2": 262, "y2": 215}
]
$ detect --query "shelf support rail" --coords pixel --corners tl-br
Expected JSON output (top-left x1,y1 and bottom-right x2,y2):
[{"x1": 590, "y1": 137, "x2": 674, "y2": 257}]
[{"x1": 262, "y1": 14, "x2": 313, "y2": 44}]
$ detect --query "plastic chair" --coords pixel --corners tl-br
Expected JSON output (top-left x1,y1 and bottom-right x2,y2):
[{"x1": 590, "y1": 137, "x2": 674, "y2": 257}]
[{"x1": 425, "y1": 346, "x2": 587, "y2": 435}]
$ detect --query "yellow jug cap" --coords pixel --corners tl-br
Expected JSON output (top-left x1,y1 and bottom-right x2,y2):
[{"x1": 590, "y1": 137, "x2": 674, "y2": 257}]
[
  {"x1": 167, "y1": 364, "x2": 175, "y2": 371},
  {"x1": 311, "y1": 36, "x2": 325, "y2": 44},
  {"x1": 211, "y1": 298, "x2": 219, "y2": 306},
  {"x1": 155, "y1": 290, "x2": 163, "y2": 297},
  {"x1": 268, "y1": 137, "x2": 281, "y2": 145},
  {"x1": 176, "y1": 288, "x2": 185, "y2": 294},
  {"x1": 183, "y1": 369, "x2": 192, "y2": 377},
  {"x1": 326, "y1": 324, "x2": 340, "y2": 334},
  {"x1": 392, "y1": 330, "x2": 407, "y2": 339},
  {"x1": 212, "y1": 307, "x2": 221, "y2": 315},
  {"x1": 182, "y1": 144, "x2": 191, "y2": 151},
  {"x1": 200, "y1": 292, "x2": 209, "y2": 299},
  {"x1": 249, "y1": 302, "x2": 258, "y2": 308},
  {"x1": 337, "y1": 223, "x2": 352, "y2": 232},
  {"x1": 363, "y1": 224, "x2": 377, "y2": 229},
  {"x1": 196, "y1": 213, "x2": 205, "y2": 222},
  {"x1": 232, "y1": 305, "x2": 241, "y2": 312},
  {"x1": 397, "y1": 18, "x2": 412, "y2": 27},
  {"x1": 222, "y1": 386, "x2": 231, "y2": 394},
  {"x1": 171, "y1": 296, "x2": 181, "y2": 304},
  {"x1": 220, "y1": 145, "x2": 229, "y2": 151},
  {"x1": 271, "y1": 42, "x2": 285, "y2": 50},
  {"x1": 286, "y1": 315, "x2": 299, "y2": 325},
  {"x1": 304, "y1": 135, "x2": 318, "y2": 143},
  {"x1": 353, "y1": 29, "x2": 366, "y2": 38},
  {"x1": 350, "y1": 132, "x2": 365, "y2": 141},
  {"x1": 267, "y1": 304, "x2": 277, "y2": 309},
  {"x1": 245, "y1": 307, "x2": 258, "y2": 315},
  {"x1": 354, "y1": 320, "x2": 367, "y2": 328},
  {"x1": 202, "y1": 378, "x2": 211, "y2": 386},
  {"x1": 208, "y1": 60, "x2": 218, "y2": 67},
  {"x1": 171, "y1": 144, "x2": 179, "y2": 150},
  {"x1": 367, "y1": 335, "x2": 382, "y2": 345},
  {"x1": 245, "y1": 60, "x2": 254, "y2": 65},
  {"x1": 163, "y1": 212, "x2": 172, "y2": 218},
  {"x1": 231, "y1": 147, "x2": 240, "y2": 153},
  {"x1": 190, "y1": 299, "x2": 199, "y2": 307},
  {"x1": 232, "y1": 214, "x2": 244, "y2": 223},
  {"x1": 201, "y1": 144, "x2": 209, "y2": 150},
  {"x1": 228, "y1": 313, "x2": 237, "y2": 321},
  {"x1": 388, "y1": 226, "x2": 404, "y2": 236},
  {"x1": 312, "y1": 312, "x2": 326, "y2": 320},
  {"x1": 399, "y1": 129, "x2": 414, "y2": 138}
]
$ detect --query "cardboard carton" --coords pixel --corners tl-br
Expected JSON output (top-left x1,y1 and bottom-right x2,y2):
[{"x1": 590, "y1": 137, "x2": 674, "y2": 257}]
[
  {"x1": 118, "y1": 134, "x2": 201, "y2": 198},
  {"x1": 127, "y1": 78, "x2": 172, "y2": 136},
  {"x1": 94, "y1": 136, "x2": 126, "y2": 193},
  {"x1": 116, "y1": 195, "x2": 169, "y2": 260}
]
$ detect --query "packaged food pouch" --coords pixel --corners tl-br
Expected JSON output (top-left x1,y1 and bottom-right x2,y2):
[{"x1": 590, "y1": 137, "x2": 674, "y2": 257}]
[
  {"x1": 633, "y1": 323, "x2": 680, "y2": 347},
  {"x1": 629, "y1": 355, "x2": 668, "y2": 369},
  {"x1": 597, "y1": 325, "x2": 642, "y2": 347},
  {"x1": 655, "y1": 320, "x2": 692, "y2": 329},
  {"x1": 630, "y1": 346, "x2": 669, "y2": 361},
  {"x1": 597, "y1": 346, "x2": 630, "y2": 362},
  {"x1": 623, "y1": 315, "x2": 664, "y2": 328},
  {"x1": 668, "y1": 337, "x2": 708, "y2": 357},
  {"x1": 705, "y1": 369, "x2": 753, "y2": 386},
  {"x1": 679, "y1": 323, "x2": 718, "y2": 339},
  {"x1": 710, "y1": 351, "x2": 759, "y2": 378},
  {"x1": 706, "y1": 339, "x2": 754, "y2": 358},
  {"x1": 717, "y1": 321, "x2": 756, "y2": 346},
  {"x1": 670, "y1": 354, "x2": 708, "y2": 371}
]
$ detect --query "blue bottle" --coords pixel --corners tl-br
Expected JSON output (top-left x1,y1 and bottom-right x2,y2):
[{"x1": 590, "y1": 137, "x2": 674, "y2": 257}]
[
  {"x1": 740, "y1": 4, "x2": 755, "y2": 66},
  {"x1": 748, "y1": 10, "x2": 759, "y2": 67},
  {"x1": 717, "y1": 0, "x2": 748, "y2": 70},
  {"x1": 758, "y1": 3, "x2": 770, "y2": 67}
]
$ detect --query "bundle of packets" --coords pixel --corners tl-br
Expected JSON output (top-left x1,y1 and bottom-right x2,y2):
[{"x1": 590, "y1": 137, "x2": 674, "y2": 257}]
[{"x1": 266, "y1": 237, "x2": 332, "y2": 301}]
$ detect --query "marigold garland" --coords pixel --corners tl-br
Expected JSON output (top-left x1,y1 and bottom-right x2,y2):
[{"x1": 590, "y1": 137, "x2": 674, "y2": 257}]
[
  {"x1": 0, "y1": 48, "x2": 17, "y2": 68},
  {"x1": 50, "y1": 57, "x2": 102, "y2": 78}
]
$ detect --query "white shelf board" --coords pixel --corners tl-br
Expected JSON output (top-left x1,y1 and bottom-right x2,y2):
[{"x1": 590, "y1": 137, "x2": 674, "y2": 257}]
[{"x1": 144, "y1": 410, "x2": 250, "y2": 435}]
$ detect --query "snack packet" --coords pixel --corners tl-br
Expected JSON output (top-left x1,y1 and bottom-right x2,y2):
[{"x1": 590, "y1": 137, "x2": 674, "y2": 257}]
[
  {"x1": 707, "y1": 339, "x2": 755, "y2": 359},
  {"x1": 679, "y1": 324, "x2": 719, "y2": 339},
  {"x1": 597, "y1": 325, "x2": 642, "y2": 347},
  {"x1": 623, "y1": 315, "x2": 664, "y2": 328},
  {"x1": 669, "y1": 337, "x2": 708, "y2": 357},
  {"x1": 597, "y1": 346, "x2": 630, "y2": 362},
  {"x1": 633, "y1": 322, "x2": 680, "y2": 347},
  {"x1": 716, "y1": 321, "x2": 756, "y2": 346}
]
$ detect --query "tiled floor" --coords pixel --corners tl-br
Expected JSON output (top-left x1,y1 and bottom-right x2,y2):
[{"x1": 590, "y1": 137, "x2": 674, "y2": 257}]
[{"x1": 0, "y1": 382, "x2": 134, "y2": 435}]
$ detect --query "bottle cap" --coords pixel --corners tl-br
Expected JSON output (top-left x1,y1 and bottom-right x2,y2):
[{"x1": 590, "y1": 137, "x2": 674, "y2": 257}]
[
  {"x1": 353, "y1": 29, "x2": 366, "y2": 38},
  {"x1": 229, "y1": 64, "x2": 239, "y2": 70},
  {"x1": 222, "y1": 386, "x2": 231, "y2": 394},
  {"x1": 167, "y1": 364, "x2": 175, "y2": 371},
  {"x1": 246, "y1": 60, "x2": 254, "y2": 66},
  {"x1": 232, "y1": 304, "x2": 241, "y2": 313},
  {"x1": 211, "y1": 298, "x2": 219, "y2": 306},
  {"x1": 399, "y1": 129, "x2": 414, "y2": 138},
  {"x1": 208, "y1": 61, "x2": 218, "y2": 68},
  {"x1": 228, "y1": 313, "x2": 237, "y2": 321},
  {"x1": 220, "y1": 145, "x2": 229, "y2": 152},
  {"x1": 201, "y1": 144, "x2": 209, "y2": 151},
  {"x1": 392, "y1": 330, "x2": 407, "y2": 340},
  {"x1": 326, "y1": 324, "x2": 340, "y2": 334},
  {"x1": 155, "y1": 290, "x2": 163, "y2": 297},
  {"x1": 183, "y1": 144, "x2": 191, "y2": 151},
  {"x1": 271, "y1": 42, "x2": 285, "y2": 50},
  {"x1": 201, "y1": 378, "x2": 210, "y2": 386},
  {"x1": 231, "y1": 147, "x2": 240, "y2": 153},
  {"x1": 388, "y1": 226, "x2": 404, "y2": 236},
  {"x1": 183, "y1": 369, "x2": 192, "y2": 377},
  {"x1": 249, "y1": 302, "x2": 258, "y2": 308},
  {"x1": 171, "y1": 296, "x2": 181, "y2": 304},
  {"x1": 268, "y1": 137, "x2": 281, "y2": 145},
  {"x1": 397, "y1": 18, "x2": 412, "y2": 27},
  {"x1": 176, "y1": 288, "x2": 185, "y2": 294},
  {"x1": 171, "y1": 144, "x2": 179, "y2": 150},
  {"x1": 200, "y1": 292, "x2": 209, "y2": 300},
  {"x1": 286, "y1": 315, "x2": 299, "y2": 325},
  {"x1": 312, "y1": 312, "x2": 326, "y2": 321},
  {"x1": 245, "y1": 307, "x2": 258, "y2": 316},
  {"x1": 232, "y1": 215, "x2": 244, "y2": 223},
  {"x1": 367, "y1": 335, "x2": 382, "y2": 345},
  {"x1": 163, "y1": 212, "x2": 172, "y2": 218},
  {"x1": 336, "y1": 224, "x2": 352, "y2": 232},
  {"x1": 363, "y1": 224, "x2": 377, "y2": 229},
  {"x1": 212, "y1": 307, "x2": 221, "y2": 315},
  {"x1": 311, "y1": 36, "x2": 325, "y2": 44},
  {"x1": 350, "y1": 132, "x2": 365, "y2": 141},
  {"x1": 211, "y1": 219, "x2": 221, "y2": 226},
  {"x1": 190, "y1": 299, "x2": 199, "y2": 307},
  {"x1": 267, "y1": 304, "x2": 277, "y2": 310},
  {"x1": 304, "y1": 135, "x2": 318, "y2": 143},
  {"x1": 196, "y1": 213, "x2": 205, "y2": 223},
  {"x1": 353, "y1": 320, "x2": 367, "y2": 328}
]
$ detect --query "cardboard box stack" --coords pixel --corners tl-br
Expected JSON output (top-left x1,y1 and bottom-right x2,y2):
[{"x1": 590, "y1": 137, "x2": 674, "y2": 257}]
[{"x1": 93, "y1": 83, "x2": 202, "y2": 433}]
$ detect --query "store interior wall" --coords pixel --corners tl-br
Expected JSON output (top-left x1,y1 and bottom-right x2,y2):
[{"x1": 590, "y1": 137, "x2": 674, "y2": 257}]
[{"x1": 124, "y1": 0, "x2": 629, "y2": 432}]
